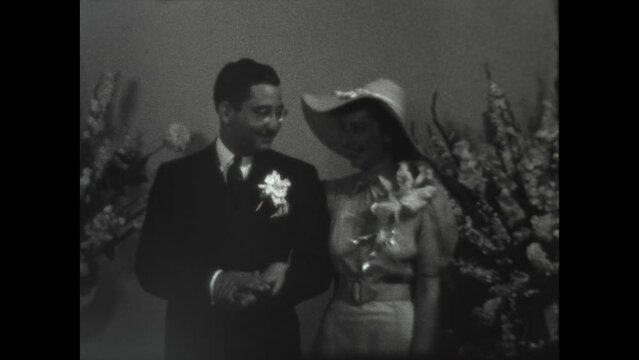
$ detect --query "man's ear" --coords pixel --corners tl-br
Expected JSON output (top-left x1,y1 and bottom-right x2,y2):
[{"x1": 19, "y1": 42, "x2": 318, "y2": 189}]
[{"x1": 218, "y1": 101, "x2": 235, "y2": 125}]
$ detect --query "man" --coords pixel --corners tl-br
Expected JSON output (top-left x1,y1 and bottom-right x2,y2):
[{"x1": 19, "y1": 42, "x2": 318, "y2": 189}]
[{"x1": 135, "y1": 58, "x2": 332, "y2": 360}]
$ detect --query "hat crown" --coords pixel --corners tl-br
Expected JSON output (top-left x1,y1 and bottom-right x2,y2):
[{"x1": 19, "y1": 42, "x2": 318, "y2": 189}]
[{"x1": 333, "y1": 78, "x2": 406, "y2": 120}]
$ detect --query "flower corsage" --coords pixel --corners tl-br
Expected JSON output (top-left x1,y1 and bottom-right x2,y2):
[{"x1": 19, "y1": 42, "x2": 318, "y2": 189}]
[{"x1": 256, "y1": 170, "x2": 291, "y2": 218}]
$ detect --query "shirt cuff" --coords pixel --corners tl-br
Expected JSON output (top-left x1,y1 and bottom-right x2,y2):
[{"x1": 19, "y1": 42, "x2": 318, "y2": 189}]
[{"x1": 209, "y1": 269, "x2": 223, "y2": 305}]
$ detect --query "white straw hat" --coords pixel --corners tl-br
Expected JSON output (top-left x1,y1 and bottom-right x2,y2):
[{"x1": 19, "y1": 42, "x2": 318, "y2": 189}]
[{"x1": 301, "y1": 78, "x2": 424, "y2": 160}]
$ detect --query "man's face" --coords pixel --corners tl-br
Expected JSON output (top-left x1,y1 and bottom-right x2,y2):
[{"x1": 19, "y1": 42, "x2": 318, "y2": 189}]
[{"x1": 226, "y1": 84, "x2": 284, "y2": 155}]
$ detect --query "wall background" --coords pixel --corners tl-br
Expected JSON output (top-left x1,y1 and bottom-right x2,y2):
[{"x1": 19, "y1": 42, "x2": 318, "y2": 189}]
[{"x1": 80, "y1": 1, "x2": 558, "y2": 359}]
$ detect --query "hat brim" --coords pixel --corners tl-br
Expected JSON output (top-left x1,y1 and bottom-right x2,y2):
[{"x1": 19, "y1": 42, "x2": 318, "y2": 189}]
[{"x1": 301, "y1": 93, "x2": 426, "y2": 161}]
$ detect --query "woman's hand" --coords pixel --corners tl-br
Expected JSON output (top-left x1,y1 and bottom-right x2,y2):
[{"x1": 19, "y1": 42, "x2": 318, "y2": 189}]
[{"x1": 261, "y1": 261, "x2": 289, "y2": 296}]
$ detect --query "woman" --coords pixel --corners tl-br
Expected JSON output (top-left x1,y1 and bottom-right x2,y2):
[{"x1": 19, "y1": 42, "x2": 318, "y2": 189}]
[{"x1": 301, "y1": 79, "x2": 458, "y2": 358}]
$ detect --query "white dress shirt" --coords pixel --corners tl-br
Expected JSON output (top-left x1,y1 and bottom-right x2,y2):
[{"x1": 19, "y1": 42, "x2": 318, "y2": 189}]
[
  {"x1": 216, "y1": 136, "x2": 253, "y2": 181},
  {"x1": 209, "y1": 137, "x2": 254, "y2": 305}
]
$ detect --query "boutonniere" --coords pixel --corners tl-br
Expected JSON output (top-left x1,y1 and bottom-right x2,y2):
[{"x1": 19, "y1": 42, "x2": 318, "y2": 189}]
[{"x1": 256, "y1": 170, "x2": 291, "y2": 218}]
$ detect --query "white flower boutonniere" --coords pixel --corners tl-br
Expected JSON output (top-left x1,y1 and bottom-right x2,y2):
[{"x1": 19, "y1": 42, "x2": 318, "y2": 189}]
[{"x1": 257, "y1": 170, "x2": 291, "y2": 218}]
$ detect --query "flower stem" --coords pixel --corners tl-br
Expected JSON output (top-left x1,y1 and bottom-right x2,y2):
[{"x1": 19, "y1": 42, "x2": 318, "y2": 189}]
[
  {"x1": 256, "y1": 200, "x2": 264, "y2": 211},
  {"x1": 430, "y1": 90, "x2": 460, "y2": 169},
  {"x1": 143, "y1": 143, "x2": 165, "y2": 160}
]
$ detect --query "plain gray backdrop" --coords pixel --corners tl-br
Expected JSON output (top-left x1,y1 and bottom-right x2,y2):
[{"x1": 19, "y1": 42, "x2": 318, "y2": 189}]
[{"x1": 80, "y1": 1, "x2": 558, "y2": 359}]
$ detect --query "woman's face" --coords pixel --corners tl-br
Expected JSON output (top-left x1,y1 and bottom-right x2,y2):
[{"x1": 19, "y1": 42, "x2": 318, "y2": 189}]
[{"x1": 338, "y1": 107, "x2": 389, "y2": 170}]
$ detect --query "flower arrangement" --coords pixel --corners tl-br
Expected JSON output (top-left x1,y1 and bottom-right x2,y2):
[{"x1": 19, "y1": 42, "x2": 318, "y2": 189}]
[
  {"x1": 420, "y1": 65, "x2": 559, "y2": 359},
  {"x1": 80, "y1": 72, "x2": 191, "y2": 303}
]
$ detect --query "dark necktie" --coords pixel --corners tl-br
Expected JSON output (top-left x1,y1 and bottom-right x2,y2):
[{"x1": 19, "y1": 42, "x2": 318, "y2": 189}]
[{"x1": 226, "y1": 156, "x2": 244, "y2": 196}]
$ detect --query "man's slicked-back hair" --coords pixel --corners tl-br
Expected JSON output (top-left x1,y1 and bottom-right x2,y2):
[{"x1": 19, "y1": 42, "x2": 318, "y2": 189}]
[{"x1": 213, "y1": 58, "x2": 280, "y2": 111}]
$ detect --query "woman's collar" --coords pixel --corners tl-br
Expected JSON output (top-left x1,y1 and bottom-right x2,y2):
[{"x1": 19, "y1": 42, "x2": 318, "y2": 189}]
[{"x1": 351, "y1": 156, "x2": 397, "y2": 194}]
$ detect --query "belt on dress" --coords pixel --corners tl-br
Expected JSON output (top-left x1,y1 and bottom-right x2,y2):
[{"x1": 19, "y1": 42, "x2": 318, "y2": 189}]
[{"x1": 334, "y1": 279, "x2": 412, "y2": 306}]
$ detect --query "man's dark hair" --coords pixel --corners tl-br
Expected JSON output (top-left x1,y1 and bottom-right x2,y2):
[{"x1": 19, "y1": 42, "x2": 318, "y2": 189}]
[
  {"x1": 331, "y1": 98, "x2": 420, "y2": 162},
  {"x1": 213, "y1": 58, "x2": 280, "y2": 111}
]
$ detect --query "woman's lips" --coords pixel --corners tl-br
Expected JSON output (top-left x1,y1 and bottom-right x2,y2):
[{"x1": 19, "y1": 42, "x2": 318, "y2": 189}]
[
  {"x1": 343, "y1": 146, "x2": 363, "y2": 158},
  {"x1": 258, "y1": 134, "x2": 275, "y2": 143}
]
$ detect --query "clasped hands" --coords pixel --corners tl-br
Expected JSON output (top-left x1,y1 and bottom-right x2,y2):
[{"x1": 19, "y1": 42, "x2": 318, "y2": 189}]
[{"x1": 212, "y1": 262, "x2": 289, "y2": 309}]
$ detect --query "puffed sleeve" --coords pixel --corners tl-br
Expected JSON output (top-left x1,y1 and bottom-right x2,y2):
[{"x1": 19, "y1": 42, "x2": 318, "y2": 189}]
[{"x1": 416, "y1": 187, "x2": 459, "y2": 277}]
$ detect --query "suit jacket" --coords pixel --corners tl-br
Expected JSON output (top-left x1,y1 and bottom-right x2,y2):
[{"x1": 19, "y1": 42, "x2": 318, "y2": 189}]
[{"x1": 135, "y1": 144, "x2": 332, "y2": 360}]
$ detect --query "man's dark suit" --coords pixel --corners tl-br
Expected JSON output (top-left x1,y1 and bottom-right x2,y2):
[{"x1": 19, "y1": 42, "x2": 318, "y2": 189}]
[{"x1": 135, "y1": 144, "x2": 332, "y2": 360}]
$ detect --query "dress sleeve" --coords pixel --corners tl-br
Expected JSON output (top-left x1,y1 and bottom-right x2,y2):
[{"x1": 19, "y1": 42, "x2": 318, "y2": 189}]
[
  {"x1": 416, "y1": 187, "x2": 459, "y2": 277},
  {"x1": 323, "y1": 179, "x2": 338, "y2": 215}
]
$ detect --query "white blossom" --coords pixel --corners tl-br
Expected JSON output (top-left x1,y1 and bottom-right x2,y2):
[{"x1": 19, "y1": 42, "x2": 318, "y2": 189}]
[{"x1": 164, "y1": 123, "x2": 191, "y2": 152}]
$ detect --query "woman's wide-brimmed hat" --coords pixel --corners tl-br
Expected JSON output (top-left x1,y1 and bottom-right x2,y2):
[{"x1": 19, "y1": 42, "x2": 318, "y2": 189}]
[{"x1": 301, "y1": 78, "x2": 425, "y2": 160}]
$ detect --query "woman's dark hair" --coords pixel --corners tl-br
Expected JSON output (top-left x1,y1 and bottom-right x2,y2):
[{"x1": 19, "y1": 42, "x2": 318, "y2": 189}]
[
  {"x1": 213, "y1": 58, "x2": 280, "y2": 110},
  {"x1": 331, "y1": 98, "x2": 421, "y2": 162}
]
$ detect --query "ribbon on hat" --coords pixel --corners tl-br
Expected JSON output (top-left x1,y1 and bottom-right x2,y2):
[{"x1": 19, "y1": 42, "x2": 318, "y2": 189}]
[
  {"x1": 334, "y1": 88, "x2": 375, "y2": 99},
  {"x1": 334, "y1": 88, "x2": 403, "y2": 119}
]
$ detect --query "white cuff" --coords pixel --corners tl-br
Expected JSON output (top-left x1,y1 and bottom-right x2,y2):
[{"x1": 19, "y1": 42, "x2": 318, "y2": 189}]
[{"x1": 209, "y1": 269, "x2": 223, "y2": 305}]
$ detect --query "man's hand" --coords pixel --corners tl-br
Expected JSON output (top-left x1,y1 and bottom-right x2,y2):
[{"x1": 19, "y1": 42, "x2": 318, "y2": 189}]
[
  {"x1": 212, "y1": 271, "x2": 271, "y2": 308},
  {"x1": 261, "y1": 262, "x2": 289, "y2": 296}
]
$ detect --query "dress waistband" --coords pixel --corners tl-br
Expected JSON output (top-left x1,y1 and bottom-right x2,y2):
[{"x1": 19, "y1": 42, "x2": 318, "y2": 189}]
[{"x1": 334, "y1": 279, "x2": 412, "y2": 306}]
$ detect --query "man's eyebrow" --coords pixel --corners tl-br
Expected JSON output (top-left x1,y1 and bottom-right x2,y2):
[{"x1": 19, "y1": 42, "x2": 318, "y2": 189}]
[{"x1": 251, "y1": 104, "x2": 284, "y2": 109}]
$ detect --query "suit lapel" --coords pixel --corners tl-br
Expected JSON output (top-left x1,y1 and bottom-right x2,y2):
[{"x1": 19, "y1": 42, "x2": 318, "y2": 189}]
[
  {"x1": 192, "y1": 144, "x2": 235, "y2": 221},
  {"x1": 196, "y1": 143, "x2": 226, "y2": 189}
]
